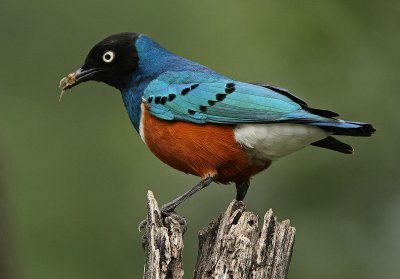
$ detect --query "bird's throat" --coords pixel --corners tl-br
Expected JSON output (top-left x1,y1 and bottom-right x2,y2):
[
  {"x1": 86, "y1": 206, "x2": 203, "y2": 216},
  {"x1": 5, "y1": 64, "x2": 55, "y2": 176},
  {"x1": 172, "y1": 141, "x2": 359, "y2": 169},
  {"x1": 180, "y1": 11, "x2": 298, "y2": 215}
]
[{"x1": 121, "y1": 83, "x2": 147, "y2": 133}]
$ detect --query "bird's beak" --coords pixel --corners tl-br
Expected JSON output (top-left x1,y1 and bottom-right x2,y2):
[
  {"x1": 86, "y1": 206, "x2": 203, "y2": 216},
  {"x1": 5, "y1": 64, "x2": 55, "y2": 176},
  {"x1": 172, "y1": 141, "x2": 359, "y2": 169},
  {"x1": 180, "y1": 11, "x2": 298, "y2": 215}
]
[
  {"x1": 58, "y1": 67, "x2": 101, "y2": 102},
  {"x1": 59, "y1": 67, "x2": 100, "y2": 91}
]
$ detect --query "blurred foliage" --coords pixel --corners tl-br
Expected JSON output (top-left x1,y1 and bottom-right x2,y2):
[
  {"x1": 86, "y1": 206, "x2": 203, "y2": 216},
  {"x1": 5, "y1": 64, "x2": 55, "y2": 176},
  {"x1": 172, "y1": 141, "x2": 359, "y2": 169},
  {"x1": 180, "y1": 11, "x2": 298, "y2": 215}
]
[{"x1": 0, "y1": 0, "x2": 399, "y2": 278}]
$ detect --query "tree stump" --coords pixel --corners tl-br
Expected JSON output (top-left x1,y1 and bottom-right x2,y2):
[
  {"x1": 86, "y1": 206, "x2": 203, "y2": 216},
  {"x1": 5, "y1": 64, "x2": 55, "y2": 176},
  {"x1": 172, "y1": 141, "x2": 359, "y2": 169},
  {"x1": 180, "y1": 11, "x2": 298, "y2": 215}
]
[
  {"x1": 142, "y1": 191, "x2": 296, "y2": 279},
  {"x1": 143, "y1": 191, "x2": 184, "y2": 279}
]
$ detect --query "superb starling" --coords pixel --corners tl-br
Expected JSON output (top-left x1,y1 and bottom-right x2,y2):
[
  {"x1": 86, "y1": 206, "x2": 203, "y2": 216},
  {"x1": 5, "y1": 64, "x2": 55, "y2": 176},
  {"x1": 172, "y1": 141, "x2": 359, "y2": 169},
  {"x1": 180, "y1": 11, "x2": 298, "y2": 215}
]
[{"x1": 60, "y1": 32, "x2": 375, "y2": 225}]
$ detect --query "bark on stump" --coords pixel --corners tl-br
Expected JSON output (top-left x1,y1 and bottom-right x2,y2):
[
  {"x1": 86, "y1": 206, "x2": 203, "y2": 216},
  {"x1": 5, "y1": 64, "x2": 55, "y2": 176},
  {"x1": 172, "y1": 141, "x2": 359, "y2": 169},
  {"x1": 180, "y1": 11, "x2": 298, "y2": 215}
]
[{"x1": 142, "y1": 191, "x2": 296, "y2": 279}]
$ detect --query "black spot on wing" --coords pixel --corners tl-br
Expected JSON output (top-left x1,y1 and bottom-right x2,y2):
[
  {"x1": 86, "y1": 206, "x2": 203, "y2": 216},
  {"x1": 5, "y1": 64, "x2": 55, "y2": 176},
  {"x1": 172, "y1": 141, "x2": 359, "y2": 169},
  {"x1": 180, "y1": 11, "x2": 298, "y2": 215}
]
[
  {"x1": 225, "y1": 87, "x2": 235, "y2": 94},
  {"x1": 225, "y1": 83, "x2": 235, "y2": 94},
  {"x1": 199, "y1": 105, "x2": 207, "y2": 112},
  {"x1": 190, "y1": 84, "x2": 199, "y2": 90},
  {"x1": 160, "y1": 96, "x2": 167, "y2": 105},
  {"x1": 208, "y1": 100, "x2": 217, "y2": 106},
  {"x1": 152, "y1": 94, "x2": 176, "y2": 105},
  {"x1": 168, "y1": 94, "x2": 176, "y2": 101},
  {"x1": 181, "y1": 88, "x2": 190, "y2": 95},
  {"x1": 188, "y1": 109, "x2": 196, "y2": 115},
  {"x1": 216, "y1": 93, "x2": 227, "y2": 101},
  {"x1": 181, "y1": 84, "x2": 200, "y2": 96}
]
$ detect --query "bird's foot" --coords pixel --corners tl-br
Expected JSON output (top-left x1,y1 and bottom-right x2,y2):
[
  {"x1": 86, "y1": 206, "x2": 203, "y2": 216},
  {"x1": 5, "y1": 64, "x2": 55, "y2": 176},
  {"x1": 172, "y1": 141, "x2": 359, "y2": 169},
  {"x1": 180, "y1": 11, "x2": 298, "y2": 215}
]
[
  {"x1": 138, "y1": 207, "x2": 187, "y2": 233},
  {"x1": 163, "y1": 211, "x2": 188, "y2": 234}
]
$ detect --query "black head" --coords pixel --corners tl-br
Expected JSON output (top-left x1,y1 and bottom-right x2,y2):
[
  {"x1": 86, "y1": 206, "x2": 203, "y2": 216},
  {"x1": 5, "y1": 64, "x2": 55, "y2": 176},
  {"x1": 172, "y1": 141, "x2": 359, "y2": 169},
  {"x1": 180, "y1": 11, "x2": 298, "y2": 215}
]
[{"x1": 61, "y1": 32, "x2": 140, "y2": 91}]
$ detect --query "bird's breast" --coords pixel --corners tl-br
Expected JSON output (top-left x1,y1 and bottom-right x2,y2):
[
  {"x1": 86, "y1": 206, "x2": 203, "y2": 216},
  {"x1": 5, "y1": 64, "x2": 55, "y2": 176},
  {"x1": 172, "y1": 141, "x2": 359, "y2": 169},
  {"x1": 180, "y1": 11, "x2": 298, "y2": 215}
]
[{"x1": 140, "y1": 105, "x2": 270, "y2": 183}]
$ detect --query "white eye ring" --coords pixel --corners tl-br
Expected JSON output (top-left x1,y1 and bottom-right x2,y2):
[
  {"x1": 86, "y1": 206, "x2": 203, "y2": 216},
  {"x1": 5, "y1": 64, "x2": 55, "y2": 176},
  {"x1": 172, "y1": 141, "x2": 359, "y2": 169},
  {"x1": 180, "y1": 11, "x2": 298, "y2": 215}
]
[{"x1": 102, "y1": 51, "x2": 115, "y2": 63}]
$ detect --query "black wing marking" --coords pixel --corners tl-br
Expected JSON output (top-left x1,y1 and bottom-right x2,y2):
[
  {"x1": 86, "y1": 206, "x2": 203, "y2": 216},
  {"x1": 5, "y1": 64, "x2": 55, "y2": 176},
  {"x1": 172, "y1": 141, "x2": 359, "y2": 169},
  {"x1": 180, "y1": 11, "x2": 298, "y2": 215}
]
[
  {"x1": 252, "y1": 83, "x2": 340, "y2": 118},
  {"x1": 252, "y1": 83, "x2": 308, "y2": 106}
]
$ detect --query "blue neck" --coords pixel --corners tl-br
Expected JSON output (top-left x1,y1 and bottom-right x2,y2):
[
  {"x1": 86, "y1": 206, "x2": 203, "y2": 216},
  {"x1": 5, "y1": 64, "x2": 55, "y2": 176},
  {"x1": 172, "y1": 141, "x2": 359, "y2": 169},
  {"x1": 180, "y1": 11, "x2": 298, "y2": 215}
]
[
  {"x1": 121, "y1": 81, "x2": 148, "y2": 132},
  {"x1": 120, "y1": 35, "x2": 211, "y2": 132}
]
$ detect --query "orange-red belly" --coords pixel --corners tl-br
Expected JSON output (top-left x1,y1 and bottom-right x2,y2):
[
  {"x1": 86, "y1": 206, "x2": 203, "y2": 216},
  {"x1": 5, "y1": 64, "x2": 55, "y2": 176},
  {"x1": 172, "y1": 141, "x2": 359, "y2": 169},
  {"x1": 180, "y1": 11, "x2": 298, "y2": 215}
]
[{"x1": 141, "y1": 108, "x2": 271, "y2": 183}]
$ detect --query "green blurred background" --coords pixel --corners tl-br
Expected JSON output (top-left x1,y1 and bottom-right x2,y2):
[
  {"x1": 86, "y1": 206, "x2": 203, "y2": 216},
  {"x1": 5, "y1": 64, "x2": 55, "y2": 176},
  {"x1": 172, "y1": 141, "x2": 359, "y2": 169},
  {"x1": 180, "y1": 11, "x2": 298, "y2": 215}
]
[{"x1": 1, "y1": 0, "x2": 399, "y2": 278}]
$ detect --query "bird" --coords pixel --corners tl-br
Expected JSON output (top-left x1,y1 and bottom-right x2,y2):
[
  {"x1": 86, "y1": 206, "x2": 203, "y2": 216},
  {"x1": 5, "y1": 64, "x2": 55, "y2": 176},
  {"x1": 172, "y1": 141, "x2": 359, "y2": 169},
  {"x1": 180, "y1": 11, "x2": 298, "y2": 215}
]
[{"x1": 60, "y1": 32, "x2": 375, "y2": 226}]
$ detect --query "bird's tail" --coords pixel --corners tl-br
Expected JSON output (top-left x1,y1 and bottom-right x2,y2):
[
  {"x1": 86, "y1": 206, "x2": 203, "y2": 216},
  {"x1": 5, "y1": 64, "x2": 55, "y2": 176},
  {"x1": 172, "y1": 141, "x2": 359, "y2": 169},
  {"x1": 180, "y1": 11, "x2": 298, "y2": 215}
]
[
  {"x1": 284, "y1": 105, "x2": 375, "y2": 153},
  {"x1": 285, "y1": 107, "x2": 375, "y2": 137},
  {"x1": 310, "y1": 120, "x2": 375, "y2": 137},
  {"x1": 311, "y1": 136, "x2": 353, "y2": 154},
  {"x1": 308, "y1": 120, "x2": 375, "y2": 154}
]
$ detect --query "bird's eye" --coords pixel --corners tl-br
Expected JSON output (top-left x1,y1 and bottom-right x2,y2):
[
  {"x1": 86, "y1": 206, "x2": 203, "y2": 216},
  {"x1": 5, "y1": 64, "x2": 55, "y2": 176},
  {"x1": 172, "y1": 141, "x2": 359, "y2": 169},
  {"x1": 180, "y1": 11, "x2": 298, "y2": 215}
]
[{"x1": 102, "y1": 51, "x2": 115, "y2": 63}]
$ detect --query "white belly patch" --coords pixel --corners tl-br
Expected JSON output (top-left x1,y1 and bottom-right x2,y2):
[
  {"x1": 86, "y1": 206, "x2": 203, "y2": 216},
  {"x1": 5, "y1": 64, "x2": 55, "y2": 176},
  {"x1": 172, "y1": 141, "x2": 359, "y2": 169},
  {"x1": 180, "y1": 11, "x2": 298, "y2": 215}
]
[{"x1": 234, "y1": 123, "x2": 328, "y2": 160}]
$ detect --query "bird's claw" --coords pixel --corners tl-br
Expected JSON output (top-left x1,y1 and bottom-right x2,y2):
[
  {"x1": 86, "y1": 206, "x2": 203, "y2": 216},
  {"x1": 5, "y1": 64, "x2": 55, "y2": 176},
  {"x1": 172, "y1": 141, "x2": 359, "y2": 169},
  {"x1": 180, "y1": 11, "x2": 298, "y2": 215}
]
[
  {"x1": 138, "y1": 219, "x2": 148, "y2": 232},
  {"x1": 138, "y1": 208, "x2": 187, "y2": 233},
  {"x1": 165, "y1": 212, "x2": 187, "y2": 234}
]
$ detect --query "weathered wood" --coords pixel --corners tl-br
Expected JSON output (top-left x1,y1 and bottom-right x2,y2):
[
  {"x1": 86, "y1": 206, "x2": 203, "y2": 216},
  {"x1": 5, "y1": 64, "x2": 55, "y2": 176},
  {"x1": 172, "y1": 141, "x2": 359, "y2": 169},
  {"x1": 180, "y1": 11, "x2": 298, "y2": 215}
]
[
  {"x1": 142, "y1": 191, "x2": 295, "y2": 279},
  {"x1": 193, "y1": 201, "x2": 296, "y2": 279},
  {"x1": 143, "y1": 191, "x2": 184, "y2": 279}
]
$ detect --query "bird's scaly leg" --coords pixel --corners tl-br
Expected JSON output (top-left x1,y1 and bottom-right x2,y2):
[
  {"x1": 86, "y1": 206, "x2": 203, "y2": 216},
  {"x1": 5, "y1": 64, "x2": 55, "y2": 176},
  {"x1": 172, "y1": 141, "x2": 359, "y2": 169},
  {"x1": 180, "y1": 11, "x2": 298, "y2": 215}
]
[
  {"x1": 139, "y1": 176, "x2": 214, "y2": 231},
  {"x1": 235, "y1": 180, "x2": 250, "y2": 201}
]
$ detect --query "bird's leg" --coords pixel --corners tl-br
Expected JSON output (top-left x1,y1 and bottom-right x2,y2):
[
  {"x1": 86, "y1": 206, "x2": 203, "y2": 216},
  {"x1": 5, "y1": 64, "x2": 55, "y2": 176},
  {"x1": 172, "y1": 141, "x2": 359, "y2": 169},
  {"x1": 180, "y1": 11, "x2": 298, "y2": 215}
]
[
  {"x1": 235, "y1": 180, "x2": 250, "y2": 201},
  {"x1": 159, "y1": 176, "x2": 214, "y2": 213},
  {"x1": 139, "y1": 176, "x2": 214, "y2": 231}
]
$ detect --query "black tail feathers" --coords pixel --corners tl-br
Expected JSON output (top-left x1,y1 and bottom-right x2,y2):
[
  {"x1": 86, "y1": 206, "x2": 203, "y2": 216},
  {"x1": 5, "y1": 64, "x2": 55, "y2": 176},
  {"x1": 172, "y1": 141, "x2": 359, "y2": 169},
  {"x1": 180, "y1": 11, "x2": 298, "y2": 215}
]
[
  {"x1": 311, "y1": 136, "x2": 354, "y2": 154},
  {"x1": 314, "y1": 121, "x2": 376, "y2": 137}
]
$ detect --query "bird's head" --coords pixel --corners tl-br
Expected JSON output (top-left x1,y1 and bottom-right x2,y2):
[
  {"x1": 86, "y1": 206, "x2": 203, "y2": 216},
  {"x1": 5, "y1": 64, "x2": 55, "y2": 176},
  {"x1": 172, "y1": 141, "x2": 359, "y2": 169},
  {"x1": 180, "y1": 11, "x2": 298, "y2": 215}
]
[{"x1": 60, "y1": 32, "x2": 140, "y2": 97}]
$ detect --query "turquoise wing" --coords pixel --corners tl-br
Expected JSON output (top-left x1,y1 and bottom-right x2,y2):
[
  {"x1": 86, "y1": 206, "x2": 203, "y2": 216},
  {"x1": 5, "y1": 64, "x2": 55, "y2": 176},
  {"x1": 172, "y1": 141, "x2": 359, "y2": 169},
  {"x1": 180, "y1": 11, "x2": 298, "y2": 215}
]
[{"x1": 143, "y1": 71, "x2": 335, "y2": 124}]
